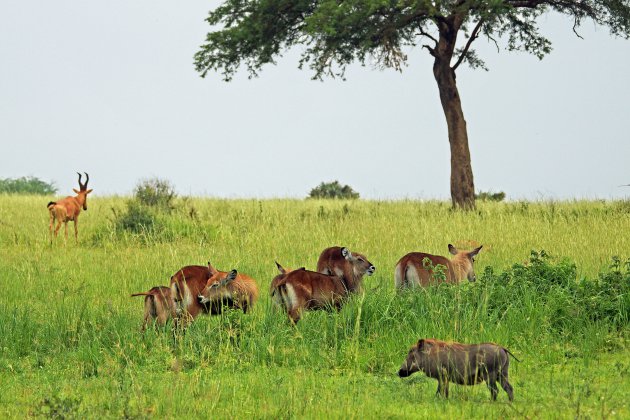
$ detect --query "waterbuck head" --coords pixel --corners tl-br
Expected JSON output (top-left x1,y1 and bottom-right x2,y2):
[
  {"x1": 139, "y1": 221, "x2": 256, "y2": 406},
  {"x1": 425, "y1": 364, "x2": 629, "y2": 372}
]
[
  {"x1": 341, "y1": 247, "x2": 376, "y2": 277},
  {"x1": 199, "y1": 267, "x2": 238, "y2": 304},
  {"x1": 72, "y1": 172, "x2": 93, "y2": 210},
  {"x1": 448, "y1": 244, "x2": 483, "y2": 282}
]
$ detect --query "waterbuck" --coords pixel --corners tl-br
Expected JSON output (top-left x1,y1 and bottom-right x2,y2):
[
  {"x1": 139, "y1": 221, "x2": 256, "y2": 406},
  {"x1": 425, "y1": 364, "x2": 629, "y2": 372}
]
[
  {"x1": 130, "y1": 286, "x2": 176, "y2": 332},
  {"x1": 47, "y1": 172, "x2": 93, "y2": 244},
  {"x1": 197, "y1": 268, "x2": 259, "y2": 314},
  {"x1": 394, "y1": 244, "x2": 482, "y2": 288},
  {"x1": 398, "y1": 338, "x2": 518, "y2": 401},
  {"x1": 316, "y1": 246, "x2": 376, "y2": 293},
  {"x1": 272, "y1": 247, "x2": 375, "y2": 324}
]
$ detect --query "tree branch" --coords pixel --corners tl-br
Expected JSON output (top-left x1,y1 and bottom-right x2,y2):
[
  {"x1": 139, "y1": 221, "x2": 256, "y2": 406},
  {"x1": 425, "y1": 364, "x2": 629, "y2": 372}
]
[{"x1": 452, "y1": 19, "x2": 484, "y2": 71}]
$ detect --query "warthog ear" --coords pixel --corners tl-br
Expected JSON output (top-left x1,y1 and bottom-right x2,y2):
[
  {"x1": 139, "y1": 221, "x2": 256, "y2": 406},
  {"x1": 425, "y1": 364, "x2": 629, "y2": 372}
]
[
  {"x1": 275, "y1": 261, "x2": 286, "y2": 274},
  {"x1": 448, "y1": 244, "x2": 458, "y2": 255},
  {"x1": 469, "y1": 245, "x2": 483, "y2": 258},
  {"x1": 417, "y1": 339, "x2": 426, "y2": 350},
  {"x1": 341, "y1": 247, "x2": 353, "y2": 261}
]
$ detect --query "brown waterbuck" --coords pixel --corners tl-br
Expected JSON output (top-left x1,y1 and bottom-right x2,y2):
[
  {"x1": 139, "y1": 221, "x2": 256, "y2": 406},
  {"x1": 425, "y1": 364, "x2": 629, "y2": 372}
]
[
  {"x1": 197, "y1": 268, "x2": 259, "y2": 314},
  {"x1": 271, "y1": 247, "x2": 375, "y2": 324},
  {"x1": 47, "y1": 172, "x2": 93, "y2": 244},
  {"x1": 170, "y1": 262, "x2": 257, "y2": 327},
  {"x1": 316, "y1": 246, "x2": 376, "y2": 293},
  {"x1": 394, "y1": 244, "x2": 482, "y2": 289},
  {"x1": 130, "y1": 286, "x2": 176, "y2": 332}
]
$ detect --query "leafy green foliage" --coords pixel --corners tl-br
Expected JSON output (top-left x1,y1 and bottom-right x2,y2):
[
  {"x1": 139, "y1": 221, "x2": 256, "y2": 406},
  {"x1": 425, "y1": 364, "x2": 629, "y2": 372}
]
[
  {"x1": 133, "y1": 178, "x2": 176, "y2": 212},
  {"x1": 308, "y1": 180, "x2": 359, "y2": 199},
  {"x1": 194, "y1": 0, "x2": 630, "y2": 79},
  {"x1": 0, "y1": 176, "x2": 56, "y2": 195},
  {"x1": 476, "y1": 190, "x2": 506, "y2": 202}
]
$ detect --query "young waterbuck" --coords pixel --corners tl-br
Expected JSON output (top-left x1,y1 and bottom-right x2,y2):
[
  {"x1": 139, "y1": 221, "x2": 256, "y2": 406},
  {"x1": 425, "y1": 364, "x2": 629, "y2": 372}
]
[
  {"x1": 130, "y1": 286, "x2": 176, "y2": 332},
  {"x1": 394, "y1": 244, "x2": 482, "y2": 288}
]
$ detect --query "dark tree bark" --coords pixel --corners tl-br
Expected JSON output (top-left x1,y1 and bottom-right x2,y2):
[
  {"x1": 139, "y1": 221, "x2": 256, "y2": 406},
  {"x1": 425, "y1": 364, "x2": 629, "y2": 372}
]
[{"x1": 432, "y1": 16, "x2": 476, "y2": 209}]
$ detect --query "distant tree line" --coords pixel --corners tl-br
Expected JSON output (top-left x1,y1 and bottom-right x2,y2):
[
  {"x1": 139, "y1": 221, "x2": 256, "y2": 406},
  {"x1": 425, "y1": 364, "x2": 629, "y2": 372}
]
[{"x1": 0, "y1": 176, "x2": 57, "y2": 195}]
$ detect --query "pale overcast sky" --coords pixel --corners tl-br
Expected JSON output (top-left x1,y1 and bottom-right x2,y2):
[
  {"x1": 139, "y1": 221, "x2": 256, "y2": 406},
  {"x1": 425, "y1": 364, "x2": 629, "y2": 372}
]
[{"x1": 1, "y1": 1, "x2": 629, "y2": 200}]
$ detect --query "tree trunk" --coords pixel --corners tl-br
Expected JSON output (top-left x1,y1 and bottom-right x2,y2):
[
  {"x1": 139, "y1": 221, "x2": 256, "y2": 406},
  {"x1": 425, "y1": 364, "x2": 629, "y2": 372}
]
[{"x1": 432, "y1": 17, "x2": 476, "y2": 210}]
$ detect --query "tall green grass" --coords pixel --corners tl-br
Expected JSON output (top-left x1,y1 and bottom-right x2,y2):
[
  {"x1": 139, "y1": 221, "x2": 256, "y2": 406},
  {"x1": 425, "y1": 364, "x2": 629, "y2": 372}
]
[{"x1": 0, "y1": 196, "x2": 628, "y2": 418}]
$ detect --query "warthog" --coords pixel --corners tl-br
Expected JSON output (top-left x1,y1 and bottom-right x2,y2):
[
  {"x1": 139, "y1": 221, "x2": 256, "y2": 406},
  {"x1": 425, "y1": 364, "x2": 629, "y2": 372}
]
[{"x1": 398, "y1": 338, "x2": 518, "y2": 401}]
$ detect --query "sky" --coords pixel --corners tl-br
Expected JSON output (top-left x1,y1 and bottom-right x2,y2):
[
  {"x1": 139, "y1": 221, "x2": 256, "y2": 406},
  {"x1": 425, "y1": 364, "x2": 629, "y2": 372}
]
[{"x1": 1, "y1": 1, "x2": 629, "y2": 200}]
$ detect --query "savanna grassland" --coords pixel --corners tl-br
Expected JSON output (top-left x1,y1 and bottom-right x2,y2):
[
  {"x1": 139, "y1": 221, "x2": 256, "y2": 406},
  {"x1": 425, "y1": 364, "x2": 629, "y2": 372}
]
[{"x1": 1, "y1": 196, "x2": 629, "y2": 418}]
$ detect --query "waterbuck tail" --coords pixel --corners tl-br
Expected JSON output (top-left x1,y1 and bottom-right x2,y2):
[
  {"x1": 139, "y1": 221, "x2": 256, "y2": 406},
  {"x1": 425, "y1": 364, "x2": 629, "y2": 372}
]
[{"x1": 131, "y1": 292, "x2": 152, "y2": 297}]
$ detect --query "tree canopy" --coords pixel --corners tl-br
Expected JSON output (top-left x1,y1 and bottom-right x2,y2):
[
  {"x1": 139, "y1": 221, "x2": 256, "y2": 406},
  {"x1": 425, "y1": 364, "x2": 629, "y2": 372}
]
[
  {"x1": 194, "y1": 0, "x2": 630, "y2": 208},
  {"x1": 195, "y1": 0, "x2": 629, "y2": 80}
]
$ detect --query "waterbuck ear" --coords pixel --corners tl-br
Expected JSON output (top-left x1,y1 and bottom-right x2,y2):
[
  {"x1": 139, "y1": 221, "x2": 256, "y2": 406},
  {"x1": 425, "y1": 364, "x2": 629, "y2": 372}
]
[
  {"x1": 73, "y1": 188, "x2": 80, "y2": 194},
  {"x1": 448, "y1": 244, "x2": 458, "y2": 255},
  {"x1": 469, "y1": 245, "x2": 483, "y2": 258},
  {"x1": 341, "y1": 247, "x2": 353, "y2": 261},
  {"x1": 275, "y1": 261, "x2": 286, "y2": 274},
  {"x1": 207, "y1": 261, "x2": 218, "y2": 275},
  {"x1": 226, "y1": 269, "x2": 238, "y2": 282}
]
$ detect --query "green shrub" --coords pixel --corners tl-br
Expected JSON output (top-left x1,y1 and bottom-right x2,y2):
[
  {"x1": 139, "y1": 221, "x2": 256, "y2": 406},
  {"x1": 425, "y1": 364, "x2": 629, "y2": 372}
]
[
  {"x1": 0, "y1": 176, "x2": 57, "y2": 195},
  {"x1": 133, "y1": 178, "x2": 176, "y2": 211},
  {"x1": 308, "y1": 181, "x2": 359, "y2": 199},
  {"x1": 476, "y1": 190, "x2": 506, "y2": 202}
]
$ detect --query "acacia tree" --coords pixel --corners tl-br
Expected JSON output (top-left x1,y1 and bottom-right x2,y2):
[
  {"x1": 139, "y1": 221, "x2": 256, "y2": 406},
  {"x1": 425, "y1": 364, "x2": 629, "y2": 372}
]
[{"x1": 194, "y1": 0, "x2": 630, "y2": 208}]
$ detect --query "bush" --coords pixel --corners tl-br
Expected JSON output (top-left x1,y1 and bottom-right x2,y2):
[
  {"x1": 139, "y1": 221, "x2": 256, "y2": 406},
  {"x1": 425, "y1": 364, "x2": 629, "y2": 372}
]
[
  {"x1": 0, "y1": 176, "x2": 57, "y2": 195},
  {"x1": 308, "y1": 181, "x2": 359, "y2": 199},
  {"x1": 475, "y1": 190, "x2": 506, "y2": 202},
  {"x1": 133, "y1": 178, "x2": 176, "y2": 211},
  {"x1": 114, "y1": 200, "x2": 156, "y2": 234}
]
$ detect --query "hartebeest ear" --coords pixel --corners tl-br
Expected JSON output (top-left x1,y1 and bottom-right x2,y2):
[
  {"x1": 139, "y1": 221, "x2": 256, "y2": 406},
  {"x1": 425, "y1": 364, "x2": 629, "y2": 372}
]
[
  {"x1": 469, "y1": 245, "x2": 483, "y2": 259},
  {"x1": 73, "y1": 188, "x2": 80, "y2": 194},
  {"x1": 207, "y1": 261, "x2": 218, "y2": 275},
  {"x1": 275, "y1": 261, "x2": 286, "y2": 274},
  {"x1": 448, "y1": 244, "x2": 458, "y2": 255},
  {"x1": 341, "y1": 247, "x2": 353, "y2": 261},
  {"x1": 86, "y1": 189, "x2": 93, "y2": 194}
]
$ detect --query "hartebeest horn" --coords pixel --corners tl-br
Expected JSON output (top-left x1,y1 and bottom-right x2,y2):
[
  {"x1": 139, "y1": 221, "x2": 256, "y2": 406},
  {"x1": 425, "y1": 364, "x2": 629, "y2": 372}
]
[{"x1": 76, "y1": 172, "x2": 89, "y2": 190}]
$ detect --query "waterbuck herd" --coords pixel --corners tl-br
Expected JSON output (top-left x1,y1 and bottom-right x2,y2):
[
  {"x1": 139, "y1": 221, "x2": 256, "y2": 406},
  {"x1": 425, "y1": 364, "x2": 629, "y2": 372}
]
[{"x1": 48, "y1": 174, "x2": 518, "y2": 402}]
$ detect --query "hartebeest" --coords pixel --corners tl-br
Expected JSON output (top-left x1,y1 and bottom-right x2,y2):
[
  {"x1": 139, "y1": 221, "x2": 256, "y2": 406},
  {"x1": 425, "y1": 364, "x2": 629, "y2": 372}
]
[
  {"x1": 130, "y1": 286, "x2": 176, "y2": 332},
  {"x1": 47, "y1": 172, "x2": 93, "y2": 244},
  {"x1": 394, "y1": 244, "x2": 482, "y2": 288},
  {"x1": 272, "y1": 247, "x2": 375, "y2": 324}
]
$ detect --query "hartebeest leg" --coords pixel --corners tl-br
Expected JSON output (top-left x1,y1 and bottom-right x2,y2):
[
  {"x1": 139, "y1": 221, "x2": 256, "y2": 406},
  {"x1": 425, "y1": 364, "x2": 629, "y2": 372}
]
[
  {"x1": 64, "y1": 221, "x2": 69, "y2": 242},
  {"x1": 49, "y1": 214, "x2": 54, "y2": 244},
  {"x1": 73, "y1": 219, "x2": 79, "y2": 243}
]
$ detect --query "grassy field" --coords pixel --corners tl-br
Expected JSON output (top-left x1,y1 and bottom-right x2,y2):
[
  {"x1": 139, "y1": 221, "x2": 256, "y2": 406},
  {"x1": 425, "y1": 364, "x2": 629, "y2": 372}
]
[{"x1": 0, "y1": 196, "x2": 629, "y2": 418}]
